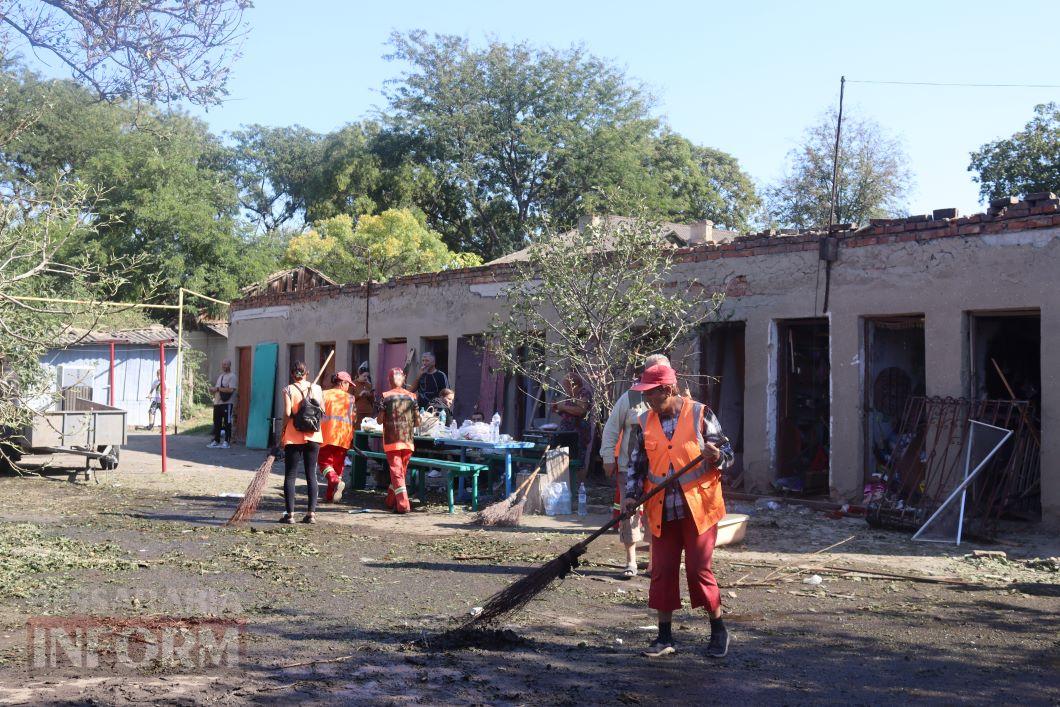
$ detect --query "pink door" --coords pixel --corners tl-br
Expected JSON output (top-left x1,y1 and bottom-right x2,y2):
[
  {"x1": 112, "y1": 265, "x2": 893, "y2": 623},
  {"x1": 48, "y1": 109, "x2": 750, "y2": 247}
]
[{"x1": 377, "y1": 341, "x2": 408, "y2": 389}]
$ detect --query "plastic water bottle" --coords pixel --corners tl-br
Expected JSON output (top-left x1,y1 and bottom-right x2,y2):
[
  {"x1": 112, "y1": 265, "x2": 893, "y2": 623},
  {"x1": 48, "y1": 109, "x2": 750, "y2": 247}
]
[
  {"x1": 577, "y1": 483, "x2": 588, "y2": 517},
  {"x1": 490, "y1": 412, "x2": 501, "y2": 442},
  {"x1": 557, "y1": 482, "x2": 572, "y2": 515}
]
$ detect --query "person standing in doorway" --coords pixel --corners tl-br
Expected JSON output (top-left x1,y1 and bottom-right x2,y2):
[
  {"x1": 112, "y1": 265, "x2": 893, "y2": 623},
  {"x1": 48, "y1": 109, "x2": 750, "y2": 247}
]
[
  {"x1": 319, "y1": 371, "x2": 355, "y2": 503},
  {"x1": 409, "y1": 351, "x2": 449, "y2": 410},
  {"x1": 280, "y1": 361, "x2": 323, "y2": 524},
  {"x1": 378, "y1": 368, "x2": 419, "y2": 514},
  {"x1": 600, "y1": 353, "x2": 670, "y2": 578},
  {"x1": 625, "y1": 363, "x2": 734, "y2": 659},
  {"x1": 208, "y1": 359, "x2": 237, "y2": 449},
  {"x1": 146, "y1": 372, "x2": 162, "y2": 431}
]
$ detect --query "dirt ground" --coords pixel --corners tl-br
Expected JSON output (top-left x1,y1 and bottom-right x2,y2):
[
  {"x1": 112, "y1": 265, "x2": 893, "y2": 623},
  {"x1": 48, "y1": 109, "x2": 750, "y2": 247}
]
[{"x1": 0, "y1": 431, "x2": 1057, "y2": 705}]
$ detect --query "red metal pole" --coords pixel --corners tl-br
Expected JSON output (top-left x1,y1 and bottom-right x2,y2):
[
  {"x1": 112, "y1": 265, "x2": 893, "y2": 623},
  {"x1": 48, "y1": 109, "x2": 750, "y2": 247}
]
[
  {"x1": 108, "y1": 341, "x2": 115, "y2": 407},
  {"x1": 159, "y1": 341, "x2": 167, "y2": 474}
]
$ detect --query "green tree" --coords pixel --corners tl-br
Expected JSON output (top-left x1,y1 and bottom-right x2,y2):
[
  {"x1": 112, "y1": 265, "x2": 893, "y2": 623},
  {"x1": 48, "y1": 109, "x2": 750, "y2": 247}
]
[
  {"x1": 767, "y1": 111, "x2": 912, "y2": 229},
  {"x1": 228, "y1": 124, "x2": 321, "y2": 232},
  {"x1": 486, "y1": 208, "x2": 723, "y2": 469},
  {"x1": 384, "y1": 31, "x2": 658, "y2": 259},
  {"x1": 637, "y1": 131, "x2": 760, "y2": 231},
  {"x1": 2, "y1": 69, "x2": 282, "y2": 302},
  {"x1": 969, "y1": 103, "x2": 1060, "y2": 201},
  {"x1": 0, "y1": 0, "x2": 247, "y2": 460},
  {"x1": 283, "y1": 209, "x2": 482, "y2": 284}
]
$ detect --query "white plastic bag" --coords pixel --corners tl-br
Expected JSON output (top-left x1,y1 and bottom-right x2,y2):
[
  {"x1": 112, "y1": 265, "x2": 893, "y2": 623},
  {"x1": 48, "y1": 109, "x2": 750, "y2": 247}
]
[{"x1": 544, "y1": 481, "x2": 572, "y2": 516}]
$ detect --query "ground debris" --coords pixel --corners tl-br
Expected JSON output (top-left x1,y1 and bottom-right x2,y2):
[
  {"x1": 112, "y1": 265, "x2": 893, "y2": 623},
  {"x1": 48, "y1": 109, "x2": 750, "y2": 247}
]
[
  {"x1": 422, "y1": 627, "x2": 530, "y2": 651},
  {"x1": 0, "y1": 522, "x2": 135, "y2": 598}
]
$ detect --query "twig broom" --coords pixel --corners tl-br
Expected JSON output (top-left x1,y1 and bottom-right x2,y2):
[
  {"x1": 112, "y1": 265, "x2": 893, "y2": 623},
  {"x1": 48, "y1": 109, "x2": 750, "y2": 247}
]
[
  {"x1": 226, "y1": 350, "x2": 335, "y2": 525},
  {"x1": 462, "y1": 453, "x2": 705, "y2": 629},
  {"x1": 470, "y1": 445, "x2": 550, "y2": 527}
]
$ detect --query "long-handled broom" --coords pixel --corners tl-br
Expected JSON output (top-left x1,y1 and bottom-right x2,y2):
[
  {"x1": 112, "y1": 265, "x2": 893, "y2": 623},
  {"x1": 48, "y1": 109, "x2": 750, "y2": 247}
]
[
  {"x1": 226, "y1": 351, "x2": 335, "y2": 525},
  {"x1": 462, "y1": 453, "x2": 706, "y2": 629},
  {"x1": 470, "y1": 445, "x2": 551, "y2": 527}
]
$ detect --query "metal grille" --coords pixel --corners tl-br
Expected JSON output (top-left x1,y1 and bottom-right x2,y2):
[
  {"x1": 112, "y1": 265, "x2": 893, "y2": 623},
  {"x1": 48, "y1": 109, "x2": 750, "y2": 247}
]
[{"x1": 867, "y1": 396, "x2": 1040, "y2": 539}]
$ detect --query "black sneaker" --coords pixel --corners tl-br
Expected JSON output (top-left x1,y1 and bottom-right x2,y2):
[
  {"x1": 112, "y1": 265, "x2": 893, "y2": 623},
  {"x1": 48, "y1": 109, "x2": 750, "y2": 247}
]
[
  {"x1": 706, "y1": 628, "x2": 729, "y2": 658},
  {"x1": 278, "y1": 513, "x2": 295, "y2": 524},
  {"x1": 642, "y1": 640, "x2": 676, "y2": 658}
]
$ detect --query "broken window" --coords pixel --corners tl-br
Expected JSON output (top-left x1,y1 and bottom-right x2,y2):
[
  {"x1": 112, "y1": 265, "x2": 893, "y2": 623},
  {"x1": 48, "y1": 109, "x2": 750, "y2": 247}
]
[
  {"x1": 863, "y1": 316, "x2": 926, "y2": 491},
  {"x1": 775, "y1": 319, "x2": 830, "y2": 495}
]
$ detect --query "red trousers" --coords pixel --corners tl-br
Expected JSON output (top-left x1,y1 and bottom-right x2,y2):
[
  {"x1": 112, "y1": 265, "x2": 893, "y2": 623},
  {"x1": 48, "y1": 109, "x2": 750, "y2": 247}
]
[
  {"x1": 318, "y1": 444, "x2": 347, "y2": 502},
  {"x1": 648, "y1": 514, "x2": 720, "y2": 613},
  {"x1": 384, "y1": 449, "x2": 412, "y2": 514}
]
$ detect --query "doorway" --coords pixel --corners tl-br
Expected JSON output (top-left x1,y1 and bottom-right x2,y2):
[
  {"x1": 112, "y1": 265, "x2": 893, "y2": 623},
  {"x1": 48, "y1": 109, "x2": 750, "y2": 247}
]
[
  {"x1": 454, "y1": 335, "x2": 484, "y2": 422},
  {"x1": 422, "y1": 337, "x2": 450, "y2": 378},
  {"x1": 775, "y1": 319, "x2": 830, "y2": 495},
  {"x1": 234, "y1": 346, "x2": 252, "y2": 443},
  {"x1": 347, "y1": 340, "x2": 370, "y2": 376},
  {"x1": 863, "y1": 316, "x2": 926, "y2": 484},
  {"x1": 377, "y1": 339, "x2": 408, "y2": 390},
  {"x1": 970, "y1": 312, "x2": 1041, "y2": 413},
  {"x1": 287, "y1": 343, "x2": 305, "y2": 379},
  {"x1": 700, "y1": 322, "x2": 746, "y2": 484},
  {"x1": 317, "y1": 342, "x2": 336, "y2": 384}
]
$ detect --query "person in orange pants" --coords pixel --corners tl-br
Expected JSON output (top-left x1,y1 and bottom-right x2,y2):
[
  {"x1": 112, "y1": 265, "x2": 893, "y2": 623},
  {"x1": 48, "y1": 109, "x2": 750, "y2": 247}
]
[
  {"x1": 378, "y1": 368, "x2": 419, "y2": 514},
  {"x1": 319, "y1": 371, "x2": 356, "y2": 503}
]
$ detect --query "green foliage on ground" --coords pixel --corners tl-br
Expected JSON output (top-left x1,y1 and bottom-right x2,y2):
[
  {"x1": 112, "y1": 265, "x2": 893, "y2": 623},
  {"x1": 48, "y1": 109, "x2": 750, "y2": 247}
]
[{"x1": 0, "y1": 523, "x2": 135, "y2": 599}]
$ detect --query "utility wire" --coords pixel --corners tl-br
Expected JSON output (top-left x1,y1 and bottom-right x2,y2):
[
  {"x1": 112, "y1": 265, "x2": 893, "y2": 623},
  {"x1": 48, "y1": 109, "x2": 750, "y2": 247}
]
[{"x1": 847, "y1": 79, "x2": 1060, "y2": 89}]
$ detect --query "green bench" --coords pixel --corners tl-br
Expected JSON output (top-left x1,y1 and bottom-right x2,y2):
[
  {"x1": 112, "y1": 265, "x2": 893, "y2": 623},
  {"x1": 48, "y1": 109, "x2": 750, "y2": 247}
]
[{"x1": 349, "y1": 450, "x2": 489, "y2": 513}]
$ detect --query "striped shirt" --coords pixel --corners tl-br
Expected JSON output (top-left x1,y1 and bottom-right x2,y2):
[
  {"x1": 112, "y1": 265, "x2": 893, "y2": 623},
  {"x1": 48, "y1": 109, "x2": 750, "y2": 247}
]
[{"x1": 626, "y1": 400, "x2": 734, "y2": 522}]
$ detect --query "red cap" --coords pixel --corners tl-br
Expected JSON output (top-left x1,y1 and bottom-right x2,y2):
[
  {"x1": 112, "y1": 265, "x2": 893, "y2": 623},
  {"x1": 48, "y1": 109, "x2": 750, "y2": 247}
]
[
  {"x1": 631, "y1": 364, "x2": 677, "y2": 391},
  {"x1": 334, "y1": 371, "x2": 353, "y2": 384}
]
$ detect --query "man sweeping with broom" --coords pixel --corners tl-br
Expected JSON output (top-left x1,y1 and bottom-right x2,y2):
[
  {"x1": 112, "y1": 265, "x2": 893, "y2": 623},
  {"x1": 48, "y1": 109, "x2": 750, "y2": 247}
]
[{"x1": 624, "y1": 363, "x2": 734, "y2": 659}]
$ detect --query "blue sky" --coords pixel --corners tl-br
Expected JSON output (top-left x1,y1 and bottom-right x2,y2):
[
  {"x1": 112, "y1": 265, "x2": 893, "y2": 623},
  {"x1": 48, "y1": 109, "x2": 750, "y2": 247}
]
[{"x1": 37, "y1": 1, "x2": 1060, "y2": 217}]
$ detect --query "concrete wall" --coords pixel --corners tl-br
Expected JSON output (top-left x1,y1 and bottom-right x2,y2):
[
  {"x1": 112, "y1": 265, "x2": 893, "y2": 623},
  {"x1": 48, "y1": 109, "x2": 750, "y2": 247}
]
[{"x1": 228, "y1": 218, "x2": 1060, "y2": 524}]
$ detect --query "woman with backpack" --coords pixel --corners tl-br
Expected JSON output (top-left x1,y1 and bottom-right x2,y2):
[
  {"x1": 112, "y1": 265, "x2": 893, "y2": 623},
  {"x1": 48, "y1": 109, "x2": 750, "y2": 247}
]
[{"x1": 280, "y1": 360, "x2": 324, "y2": 524}]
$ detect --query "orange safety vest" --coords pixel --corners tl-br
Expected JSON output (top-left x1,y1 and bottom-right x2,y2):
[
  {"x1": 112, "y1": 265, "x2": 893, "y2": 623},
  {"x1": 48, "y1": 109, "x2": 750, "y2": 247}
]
[
  {"x1": 320, "y1": 388, "x2": 355, "y2": 448},
  {"x1": 639, "y1": 398, "x2": 725, "y2": 538}
]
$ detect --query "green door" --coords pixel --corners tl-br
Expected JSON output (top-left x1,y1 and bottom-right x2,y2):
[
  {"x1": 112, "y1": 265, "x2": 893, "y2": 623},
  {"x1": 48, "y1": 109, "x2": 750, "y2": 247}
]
[{"x1": 245, "y1": 342, "x2": 278, "y2": 449}]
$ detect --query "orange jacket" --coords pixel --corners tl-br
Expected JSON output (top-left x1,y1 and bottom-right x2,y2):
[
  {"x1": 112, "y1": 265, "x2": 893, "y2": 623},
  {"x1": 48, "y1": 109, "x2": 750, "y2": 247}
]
[
  {"x1": 639, "y1": 399, "x2": 725, "y2": 538},
  {"x1": 320, "y1": 388, "x2": 355, "y2": 448},
  {"x1": 281, "y1": 382, "x2": 324, "y2": 446}
]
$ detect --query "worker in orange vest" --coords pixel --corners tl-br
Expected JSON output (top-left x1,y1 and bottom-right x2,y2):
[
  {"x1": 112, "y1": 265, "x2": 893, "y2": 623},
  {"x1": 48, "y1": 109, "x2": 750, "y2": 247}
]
[
  {"x1": 319, "y1": 371, "x2": 356, "y2": 503},
  {"x1": 378, "y1": 368, "x2": 419, "y2": 514},
  {"x1": 624, "y1": 363, "x2": 734, "y2": 659}
]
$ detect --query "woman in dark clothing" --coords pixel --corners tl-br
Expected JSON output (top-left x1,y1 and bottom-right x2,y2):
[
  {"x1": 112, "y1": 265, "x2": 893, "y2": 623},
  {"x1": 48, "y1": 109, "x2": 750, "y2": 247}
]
[{"x1": 279, "y1": 361, "x2": 323, "y2": 524}]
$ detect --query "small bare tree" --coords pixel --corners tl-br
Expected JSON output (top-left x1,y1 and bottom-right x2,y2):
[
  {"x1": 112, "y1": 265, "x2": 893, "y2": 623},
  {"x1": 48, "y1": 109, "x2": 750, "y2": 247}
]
[
  {"x1": 0, "y1": 0, "x2": 251, "y2": 106},
  {"x1": 486, "y1": 210, "x2": 723, "y2": 472}
]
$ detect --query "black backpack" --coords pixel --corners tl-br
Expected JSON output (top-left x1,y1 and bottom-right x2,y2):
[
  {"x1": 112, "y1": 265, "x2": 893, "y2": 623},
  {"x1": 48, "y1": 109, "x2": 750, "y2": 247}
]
[{"x1": 292, "y1": 384, "x2": 322, "y2": 432}]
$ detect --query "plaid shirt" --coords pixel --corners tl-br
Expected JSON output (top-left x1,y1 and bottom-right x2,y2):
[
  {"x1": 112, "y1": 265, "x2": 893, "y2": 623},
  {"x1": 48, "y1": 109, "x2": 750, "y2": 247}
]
[{"x1": 626, "y1": 400, "x2": 734, "y2": 522}]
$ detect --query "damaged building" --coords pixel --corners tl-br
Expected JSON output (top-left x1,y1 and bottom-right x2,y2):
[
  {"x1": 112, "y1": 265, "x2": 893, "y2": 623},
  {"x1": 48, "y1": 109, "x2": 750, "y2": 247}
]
[{"x1": 226, "y1": 196, "x2": 1059, "y2": 525}]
